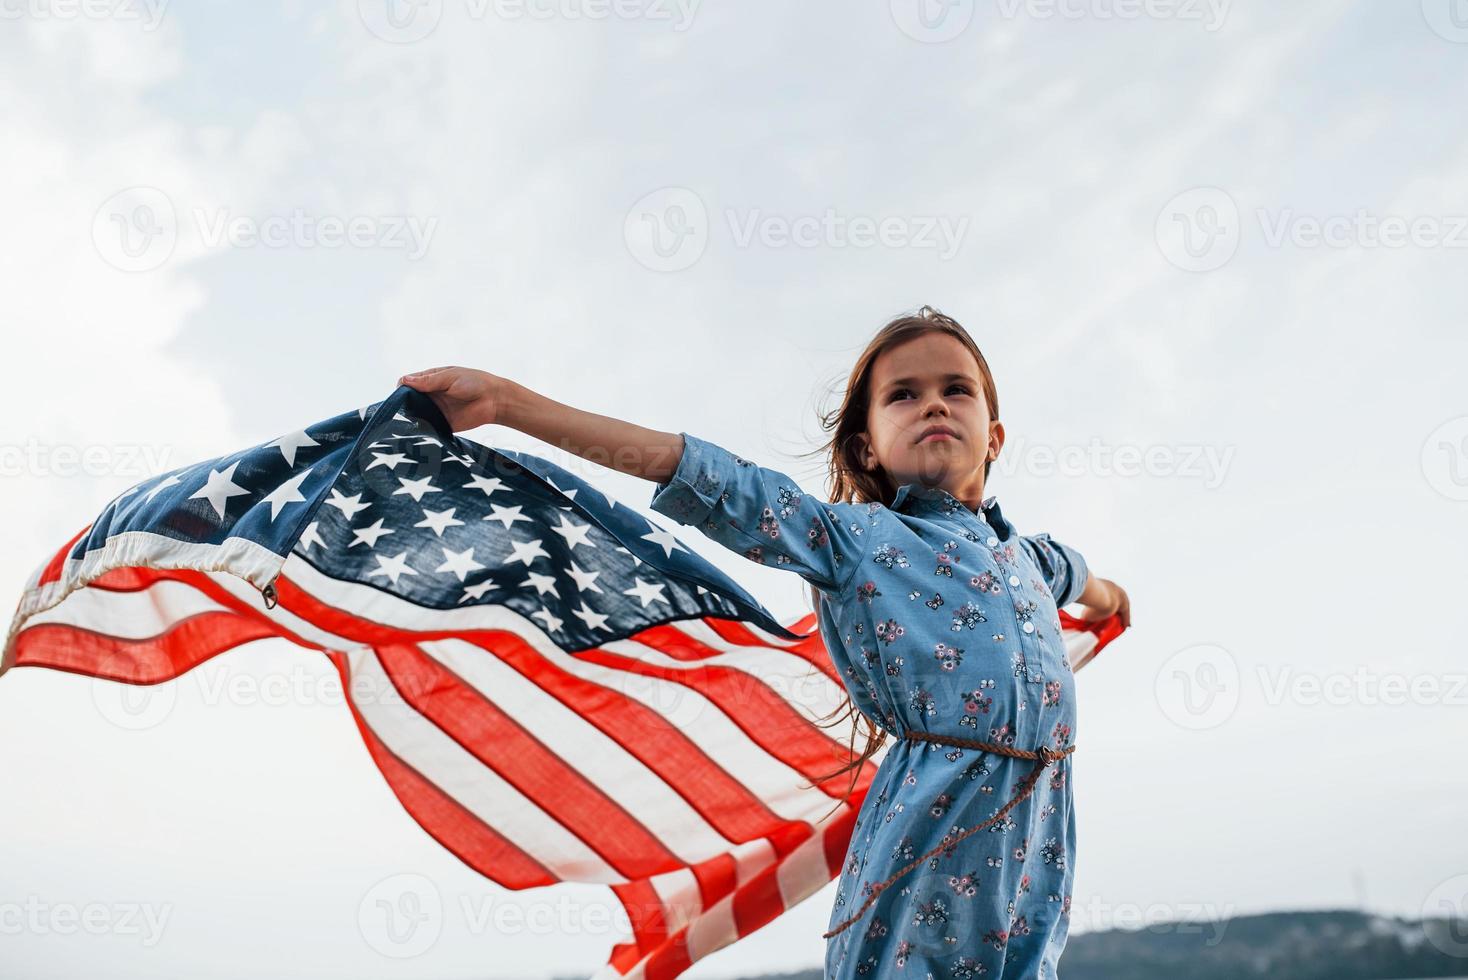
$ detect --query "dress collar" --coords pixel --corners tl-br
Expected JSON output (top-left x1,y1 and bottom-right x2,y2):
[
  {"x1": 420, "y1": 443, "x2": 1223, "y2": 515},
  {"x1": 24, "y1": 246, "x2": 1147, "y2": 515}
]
[{"x1": 890, "y1": 483, "x2": 1013, "y2": 540}]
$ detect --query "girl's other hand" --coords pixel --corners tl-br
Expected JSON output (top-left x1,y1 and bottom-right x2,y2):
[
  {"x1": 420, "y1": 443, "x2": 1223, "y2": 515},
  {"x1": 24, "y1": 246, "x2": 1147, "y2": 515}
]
[
  {"x1": 1073, "y1": 577, "x2": 1131, "y2": 629},
  {"x1": 396, "y1": 366, "x2": 506, "y2": 433}
]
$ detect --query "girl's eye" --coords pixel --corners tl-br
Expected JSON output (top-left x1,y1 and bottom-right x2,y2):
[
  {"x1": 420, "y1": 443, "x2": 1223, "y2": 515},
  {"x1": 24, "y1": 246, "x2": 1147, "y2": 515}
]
[{"x1": 891, "y1": 385, "x2": 970, "y2": 401}]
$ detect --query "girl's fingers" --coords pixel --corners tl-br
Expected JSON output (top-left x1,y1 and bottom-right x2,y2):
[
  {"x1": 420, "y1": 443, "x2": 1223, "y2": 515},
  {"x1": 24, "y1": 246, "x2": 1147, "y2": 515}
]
[{"x1": 398, "y1": 367, "x2": 455, "y2": 388}]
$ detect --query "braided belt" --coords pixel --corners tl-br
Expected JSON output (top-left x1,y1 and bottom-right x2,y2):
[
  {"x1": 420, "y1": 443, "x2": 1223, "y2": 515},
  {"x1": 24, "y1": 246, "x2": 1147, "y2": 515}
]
[{"x1": 821, "y1": 729, "x2": 1076, "y2": 940}]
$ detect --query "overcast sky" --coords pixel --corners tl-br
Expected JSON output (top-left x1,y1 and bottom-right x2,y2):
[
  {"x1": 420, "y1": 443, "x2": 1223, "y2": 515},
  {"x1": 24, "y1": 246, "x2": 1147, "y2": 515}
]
[{"x1": 3, "y1": 1, "x2": 1467, "y2": 977}]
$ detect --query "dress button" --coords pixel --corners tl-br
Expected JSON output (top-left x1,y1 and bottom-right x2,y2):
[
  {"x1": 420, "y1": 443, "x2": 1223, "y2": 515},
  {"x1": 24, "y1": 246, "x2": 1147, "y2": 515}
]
[
  {"x1": 986, "y1": 535, "x2": 998, "y2": 547},
  {"x1": 1023, "y1": 621, "x2": 1035, "y2": 634},
  {"x1": 1008, "y1": 575, "x2": 1020, "y2": 587}
]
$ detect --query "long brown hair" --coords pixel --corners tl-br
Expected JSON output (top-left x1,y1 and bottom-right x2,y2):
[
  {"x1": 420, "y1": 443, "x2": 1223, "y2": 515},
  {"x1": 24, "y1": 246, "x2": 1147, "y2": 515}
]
[{"x1": 798, "y1": 305, "x2": 1000, "y2": 813}]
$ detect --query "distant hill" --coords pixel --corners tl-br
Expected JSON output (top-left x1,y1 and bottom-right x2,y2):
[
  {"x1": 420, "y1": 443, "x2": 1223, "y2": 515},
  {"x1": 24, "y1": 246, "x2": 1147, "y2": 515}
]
[
  {"x1": 1056, "y1": 909, "x2": 1467, "y2": 980},
  {"x1": 597, "y1": 908, "x2": 1468, "y2": 980}
]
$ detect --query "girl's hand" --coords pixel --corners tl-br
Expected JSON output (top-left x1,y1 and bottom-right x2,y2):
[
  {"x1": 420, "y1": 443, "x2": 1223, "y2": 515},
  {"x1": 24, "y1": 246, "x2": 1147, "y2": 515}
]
[
  {"x1": 395, "y1": 366, "x2": 507, "y2": 433},
  {"x1": 1073, "y1": 577, "x2": 1131, "y2": 628}
]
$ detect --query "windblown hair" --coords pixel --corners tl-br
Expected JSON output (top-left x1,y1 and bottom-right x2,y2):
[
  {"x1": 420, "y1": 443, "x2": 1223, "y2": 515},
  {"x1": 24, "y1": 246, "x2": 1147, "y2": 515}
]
[{"x1": 798, "y1": 305, "x2": 1000, "y2": 814}]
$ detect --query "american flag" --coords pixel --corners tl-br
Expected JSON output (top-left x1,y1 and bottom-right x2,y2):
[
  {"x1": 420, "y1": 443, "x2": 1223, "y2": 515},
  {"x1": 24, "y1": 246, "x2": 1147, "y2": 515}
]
[{"x1": 2, "y1": 384, "x2": 1123, "y2": 979}]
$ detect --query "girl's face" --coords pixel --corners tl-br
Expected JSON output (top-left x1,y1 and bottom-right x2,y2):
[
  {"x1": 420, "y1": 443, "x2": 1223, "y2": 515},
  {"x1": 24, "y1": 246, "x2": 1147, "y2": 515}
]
[{"x1": 857, "y1": 331, "x2": 1003, "y2": 506}]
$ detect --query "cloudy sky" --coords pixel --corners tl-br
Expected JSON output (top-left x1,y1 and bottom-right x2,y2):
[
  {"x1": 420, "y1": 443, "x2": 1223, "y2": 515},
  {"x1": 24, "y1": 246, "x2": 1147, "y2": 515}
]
[{"x1": 2, "y1": 1, "x2": 1466, "y2": 977}]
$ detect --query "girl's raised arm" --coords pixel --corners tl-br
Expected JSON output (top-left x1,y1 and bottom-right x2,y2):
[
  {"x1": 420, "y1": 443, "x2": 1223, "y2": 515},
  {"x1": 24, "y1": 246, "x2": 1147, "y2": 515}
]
[
  {"x1": 398, "y1": 366, "x2": 687, "y2": 483},
  {"x1": 397, "y1": 367, "x2": 871, "y2": 595},
  {"x1": 646, "y1": 431, "x2": 872, "y2": 596}
]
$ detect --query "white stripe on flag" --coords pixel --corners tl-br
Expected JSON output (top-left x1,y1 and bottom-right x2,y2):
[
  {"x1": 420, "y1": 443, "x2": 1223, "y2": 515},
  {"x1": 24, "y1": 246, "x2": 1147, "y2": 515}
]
[{"x1": 21, "y1": 577, "x2": 231, "y2": 638}]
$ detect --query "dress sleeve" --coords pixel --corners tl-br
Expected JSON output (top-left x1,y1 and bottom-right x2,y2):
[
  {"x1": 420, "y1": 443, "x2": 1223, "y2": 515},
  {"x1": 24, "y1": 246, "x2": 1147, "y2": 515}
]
[
  {"x1": 1018, "y1": 532, "x2": 1089, "y2": 608},
  {"x1": 648, "y1": 432, "x2": 872, "y2": 596}
]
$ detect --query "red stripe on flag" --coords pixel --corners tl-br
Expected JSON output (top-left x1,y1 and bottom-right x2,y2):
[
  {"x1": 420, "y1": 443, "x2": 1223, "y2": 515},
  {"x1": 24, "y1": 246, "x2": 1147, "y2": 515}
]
[
  {"x1": 324, "y1": 650, "x2": 560, "y2": 890},
  {"x1": 1059, "y1": 607, "x2": 1125, "y2": 651},
  {"x1": 8, "y1": 613, "x2": 278, "y2": 684}
]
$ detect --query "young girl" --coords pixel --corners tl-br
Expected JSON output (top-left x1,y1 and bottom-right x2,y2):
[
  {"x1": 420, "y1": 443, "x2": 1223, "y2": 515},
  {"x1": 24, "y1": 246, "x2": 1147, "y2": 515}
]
[{"x1": 397, "y1": 305, "x2": 1130, "y2": 979}]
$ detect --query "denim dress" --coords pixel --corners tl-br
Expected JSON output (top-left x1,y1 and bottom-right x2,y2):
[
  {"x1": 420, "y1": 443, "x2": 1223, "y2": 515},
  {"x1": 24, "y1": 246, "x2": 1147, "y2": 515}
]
[{"x1": 649, "y1": 432, "x2": 1090, "y2": 980}]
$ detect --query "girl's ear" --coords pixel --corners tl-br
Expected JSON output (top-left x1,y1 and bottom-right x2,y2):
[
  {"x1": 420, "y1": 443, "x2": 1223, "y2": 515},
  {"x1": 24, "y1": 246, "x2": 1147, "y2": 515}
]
[
  {"x1": 988, "y1": 420, "x2": 1005, "y2": 461},
  {"x1": 854, "y1": 432, "x2": 877, "y2": 472}
]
